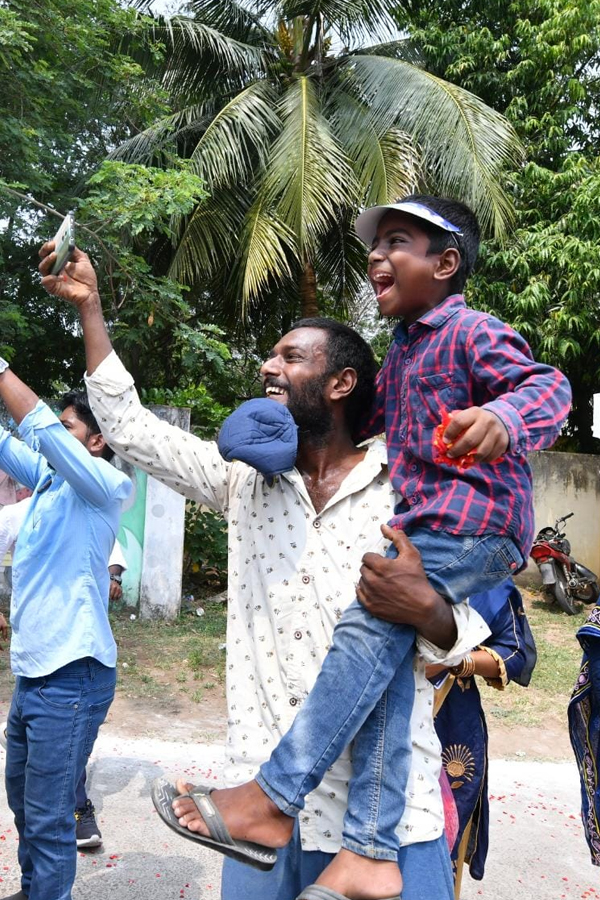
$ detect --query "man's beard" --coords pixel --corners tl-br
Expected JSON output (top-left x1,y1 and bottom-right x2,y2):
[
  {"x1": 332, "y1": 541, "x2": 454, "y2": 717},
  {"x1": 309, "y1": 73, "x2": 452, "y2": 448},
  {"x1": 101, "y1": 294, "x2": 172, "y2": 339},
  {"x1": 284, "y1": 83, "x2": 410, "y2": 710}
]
[{"x1": 287, "y1": 375, "x2": 334, "y2": 448}]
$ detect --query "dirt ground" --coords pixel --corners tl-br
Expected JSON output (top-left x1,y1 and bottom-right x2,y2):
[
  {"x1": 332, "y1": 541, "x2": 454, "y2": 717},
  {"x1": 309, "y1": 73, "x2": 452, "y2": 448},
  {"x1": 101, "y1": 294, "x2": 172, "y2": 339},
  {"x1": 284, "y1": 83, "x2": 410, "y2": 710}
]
[{"x1": 102, "y1": 674, "x2": 574, "y2": 760}]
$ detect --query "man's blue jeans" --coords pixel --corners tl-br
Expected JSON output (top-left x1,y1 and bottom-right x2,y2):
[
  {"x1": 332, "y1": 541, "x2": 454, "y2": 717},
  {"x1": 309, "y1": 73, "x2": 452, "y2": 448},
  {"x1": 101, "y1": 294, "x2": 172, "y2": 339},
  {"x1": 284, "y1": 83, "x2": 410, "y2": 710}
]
[
  {"x1": 221, "y1": 823, "x2": 454, "y2": 900},
  {"x1": 257, "y1": 529, "x2": 522, "y2": 861},
  {"x1": 5, "y1": 657, "x2": 116, "y2": 900}
]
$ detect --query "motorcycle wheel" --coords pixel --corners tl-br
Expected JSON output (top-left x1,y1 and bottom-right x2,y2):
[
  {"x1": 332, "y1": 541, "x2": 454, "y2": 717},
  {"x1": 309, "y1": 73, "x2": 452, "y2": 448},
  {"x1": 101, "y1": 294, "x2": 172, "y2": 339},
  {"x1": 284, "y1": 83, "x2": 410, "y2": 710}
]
[
  {"x1": 574, "y1": 580, "x2": 600, "y2": 604},
  {"x1": 552, "y1": 566, "x2": 578, "y2": 615}
]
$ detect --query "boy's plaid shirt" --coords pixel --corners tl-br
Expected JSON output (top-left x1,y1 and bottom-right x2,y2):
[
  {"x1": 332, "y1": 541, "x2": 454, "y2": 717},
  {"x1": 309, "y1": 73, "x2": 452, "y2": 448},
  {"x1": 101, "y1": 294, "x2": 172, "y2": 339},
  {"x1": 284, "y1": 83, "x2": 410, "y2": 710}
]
[{"x1": 362, "y1": 295, "x2": 572, "y2": 559}]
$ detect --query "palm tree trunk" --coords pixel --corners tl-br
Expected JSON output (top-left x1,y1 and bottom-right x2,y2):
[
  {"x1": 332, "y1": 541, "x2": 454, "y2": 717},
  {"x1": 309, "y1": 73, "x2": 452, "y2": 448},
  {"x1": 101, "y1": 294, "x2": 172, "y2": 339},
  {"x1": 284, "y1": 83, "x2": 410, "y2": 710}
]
[{"x1": 300, "y1": 260, "x2": 319, "y2": 318}]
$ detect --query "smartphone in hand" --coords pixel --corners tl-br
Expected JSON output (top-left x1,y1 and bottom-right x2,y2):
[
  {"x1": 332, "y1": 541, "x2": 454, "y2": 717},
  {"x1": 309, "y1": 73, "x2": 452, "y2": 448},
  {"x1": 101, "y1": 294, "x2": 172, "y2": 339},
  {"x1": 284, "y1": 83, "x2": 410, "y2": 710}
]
[{"x1": 50, "y1": 211, "x2": 75, "y2": 275}]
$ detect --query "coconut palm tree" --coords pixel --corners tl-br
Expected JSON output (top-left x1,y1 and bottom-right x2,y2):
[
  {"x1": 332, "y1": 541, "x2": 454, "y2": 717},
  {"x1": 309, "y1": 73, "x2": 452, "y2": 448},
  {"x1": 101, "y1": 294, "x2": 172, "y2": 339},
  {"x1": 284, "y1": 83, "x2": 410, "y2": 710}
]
[{"x1": 120, "y1": 0, "x2": 521, "y2": 328}]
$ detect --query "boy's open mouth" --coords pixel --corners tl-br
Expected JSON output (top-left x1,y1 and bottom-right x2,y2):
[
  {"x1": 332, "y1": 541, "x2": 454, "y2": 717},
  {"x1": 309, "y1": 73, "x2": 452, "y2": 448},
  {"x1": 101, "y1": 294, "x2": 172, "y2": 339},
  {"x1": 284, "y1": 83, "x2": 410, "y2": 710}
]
[{"x1": 371, "y1": 272, "x2": 395, "y2": 298}]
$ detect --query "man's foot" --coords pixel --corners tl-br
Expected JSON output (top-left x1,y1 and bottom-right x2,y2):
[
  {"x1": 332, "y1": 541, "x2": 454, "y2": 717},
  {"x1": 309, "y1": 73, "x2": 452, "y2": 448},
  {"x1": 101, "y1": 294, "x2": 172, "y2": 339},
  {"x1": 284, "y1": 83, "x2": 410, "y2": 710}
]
[
  {"x1": 313, "y1": 849, "x2": 403, "y2": 900},
  {"x1": 0, "y1": 721, "x2": 6, "y2": 750},
  {"x1": 172, "y1": 778, "x2": 294, "y2": 848},
  {"x1": 0, "y1": 891, "x2": 28, "y2": 900},
  {"x1": 75, "y1": 799, "x2": 103, "y2": 849}
]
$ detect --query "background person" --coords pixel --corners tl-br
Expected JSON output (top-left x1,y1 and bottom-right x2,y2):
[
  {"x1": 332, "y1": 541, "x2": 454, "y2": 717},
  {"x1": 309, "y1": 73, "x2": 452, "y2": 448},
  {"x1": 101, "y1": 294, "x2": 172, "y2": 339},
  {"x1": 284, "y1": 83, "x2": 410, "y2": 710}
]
[
  {"x1": 0, "y1": 375, "x2": 131, "y2": 900},
  {"x1": 429, "y1": 579, "x2": 535, "y2": 898},
  {"x1": 0, "y1": 487, "x2": 127, "y2": 850},
  {"x1": 569, "y1": 600, "x2": 600, "y2": 867}
]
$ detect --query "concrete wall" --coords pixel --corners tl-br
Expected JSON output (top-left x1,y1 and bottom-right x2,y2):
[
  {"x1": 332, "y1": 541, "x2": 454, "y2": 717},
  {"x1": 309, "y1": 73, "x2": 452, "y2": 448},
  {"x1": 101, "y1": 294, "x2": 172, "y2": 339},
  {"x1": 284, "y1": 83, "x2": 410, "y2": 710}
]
[
  {"x1": 522, "y1": 450, "x2": 600, "y2": 584},
  {"x1": 138, "y1": 405, "x2": 190, "y2": 620},
  {"x1": 0, "y1": 402, "x2": 190, "y2": 619}
]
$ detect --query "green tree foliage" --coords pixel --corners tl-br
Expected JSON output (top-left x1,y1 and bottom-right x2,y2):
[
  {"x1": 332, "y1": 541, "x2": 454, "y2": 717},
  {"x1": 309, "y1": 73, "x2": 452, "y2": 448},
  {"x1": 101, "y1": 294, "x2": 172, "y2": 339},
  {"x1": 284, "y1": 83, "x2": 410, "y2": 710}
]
[
  {"x1": 394, "y1": 0, "x2": 600, "y2": 450},
  {"x1": 114, "y1": 0, "x2": 522, "y2": 341},
  {"x1": 0, "y1": 0, "x2": 171, "y2": 392}
]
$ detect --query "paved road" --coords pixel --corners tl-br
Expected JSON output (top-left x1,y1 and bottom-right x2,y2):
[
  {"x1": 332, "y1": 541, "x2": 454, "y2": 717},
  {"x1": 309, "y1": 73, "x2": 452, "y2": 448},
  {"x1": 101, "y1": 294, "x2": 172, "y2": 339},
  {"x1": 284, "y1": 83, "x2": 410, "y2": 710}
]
[{"x1": 0, "y1": 732, "x2": 596, "y2": 900}]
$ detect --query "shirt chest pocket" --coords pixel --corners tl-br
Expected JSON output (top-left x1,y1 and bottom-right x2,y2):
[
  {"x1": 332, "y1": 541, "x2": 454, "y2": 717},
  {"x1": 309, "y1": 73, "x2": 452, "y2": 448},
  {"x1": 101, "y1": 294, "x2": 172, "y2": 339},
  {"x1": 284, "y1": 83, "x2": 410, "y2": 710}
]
[{"x1": 412, "y1": 372, "x2": 456, "y2": 426}]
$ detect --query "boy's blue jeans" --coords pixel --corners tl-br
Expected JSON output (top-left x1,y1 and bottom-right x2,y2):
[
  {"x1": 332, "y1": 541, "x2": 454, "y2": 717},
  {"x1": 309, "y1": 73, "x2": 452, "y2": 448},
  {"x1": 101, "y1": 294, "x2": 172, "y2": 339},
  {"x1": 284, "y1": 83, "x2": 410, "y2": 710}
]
[
  {"x1": 5, "y1": 657, "x2": 116, "y2": 900},
  {"x1": 257, "y1": 528, "x2": 522, "y2": 861}
]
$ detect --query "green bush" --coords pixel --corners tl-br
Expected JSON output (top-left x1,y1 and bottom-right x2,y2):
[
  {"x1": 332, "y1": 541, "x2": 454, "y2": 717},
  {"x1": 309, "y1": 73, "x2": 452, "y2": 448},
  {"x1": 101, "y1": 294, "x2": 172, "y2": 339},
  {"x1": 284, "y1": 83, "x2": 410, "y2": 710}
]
[{"x1": 184, "y1": 503, "x2": 228, "y2": 591}]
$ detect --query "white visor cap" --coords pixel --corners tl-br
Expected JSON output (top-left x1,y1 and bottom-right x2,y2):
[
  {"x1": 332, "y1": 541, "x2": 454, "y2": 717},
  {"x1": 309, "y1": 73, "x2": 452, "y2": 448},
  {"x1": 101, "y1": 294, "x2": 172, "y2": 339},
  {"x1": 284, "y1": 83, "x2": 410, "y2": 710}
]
[{"x1": 354, "y1": 201, "x2": 463, "y2": 246}]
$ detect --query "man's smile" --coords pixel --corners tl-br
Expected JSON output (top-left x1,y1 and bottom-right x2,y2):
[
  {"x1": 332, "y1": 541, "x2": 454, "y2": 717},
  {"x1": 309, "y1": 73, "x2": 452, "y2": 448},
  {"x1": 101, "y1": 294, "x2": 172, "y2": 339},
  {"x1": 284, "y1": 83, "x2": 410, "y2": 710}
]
[{"x1": 263, "y1": 380, "x2": 288, "y2": 402}]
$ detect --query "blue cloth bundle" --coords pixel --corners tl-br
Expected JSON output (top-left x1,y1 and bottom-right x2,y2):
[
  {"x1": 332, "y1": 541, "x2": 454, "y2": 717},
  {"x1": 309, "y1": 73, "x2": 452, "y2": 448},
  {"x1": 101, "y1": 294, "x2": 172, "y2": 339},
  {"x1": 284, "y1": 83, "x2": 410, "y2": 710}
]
[{"x1": 217, "y1": 398, "x2": 298, "y2": 479}]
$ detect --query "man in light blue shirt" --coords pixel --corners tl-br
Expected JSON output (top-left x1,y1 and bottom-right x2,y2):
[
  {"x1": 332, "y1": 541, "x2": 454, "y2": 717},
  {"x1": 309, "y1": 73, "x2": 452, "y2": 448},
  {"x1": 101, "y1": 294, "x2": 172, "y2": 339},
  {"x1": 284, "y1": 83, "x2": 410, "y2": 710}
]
[{"x1": 0, "y1": 361, "x2": 131, "y2": 900}]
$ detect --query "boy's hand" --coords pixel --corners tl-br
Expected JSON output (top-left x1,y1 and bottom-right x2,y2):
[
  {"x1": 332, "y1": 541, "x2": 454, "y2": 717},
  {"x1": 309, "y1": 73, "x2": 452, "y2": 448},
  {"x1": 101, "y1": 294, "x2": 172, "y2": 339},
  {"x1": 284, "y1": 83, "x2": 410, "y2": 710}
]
[
  {"x1": 442, "y1": 407, "x2": 509, "y2": 463},
  {"x1": 39, "y1": 243, "x2": 99, "y2": 309}
]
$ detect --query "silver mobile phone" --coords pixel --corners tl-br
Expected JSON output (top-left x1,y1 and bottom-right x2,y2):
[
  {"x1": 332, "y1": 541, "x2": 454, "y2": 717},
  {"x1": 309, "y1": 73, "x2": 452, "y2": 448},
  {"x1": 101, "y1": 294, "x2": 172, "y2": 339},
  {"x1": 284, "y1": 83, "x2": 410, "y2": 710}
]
[{"x1": 50, "y1": 211, "x2": 75, "y2": 275}]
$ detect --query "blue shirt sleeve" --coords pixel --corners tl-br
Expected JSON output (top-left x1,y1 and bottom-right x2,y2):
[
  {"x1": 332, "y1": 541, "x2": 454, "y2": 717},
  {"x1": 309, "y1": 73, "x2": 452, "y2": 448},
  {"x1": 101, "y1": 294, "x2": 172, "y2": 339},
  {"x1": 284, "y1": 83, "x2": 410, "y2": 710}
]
[
  {"x1": 470, "y1": 582, "x2": 529, "y2": 684},
  {"x1": 0, "y1": 425, "x2": 46, "y2": 491},
  {"x1": 18, "y1": 400, "x2": 131, "y2": 508}
]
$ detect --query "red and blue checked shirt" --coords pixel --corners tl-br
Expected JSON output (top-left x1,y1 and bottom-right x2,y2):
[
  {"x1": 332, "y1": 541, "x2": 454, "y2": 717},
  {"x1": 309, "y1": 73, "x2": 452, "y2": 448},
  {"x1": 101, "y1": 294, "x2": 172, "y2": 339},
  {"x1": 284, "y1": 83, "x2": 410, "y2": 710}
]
[{"x1": 362, "y1": 295, "x2": 572, "y2": 559}]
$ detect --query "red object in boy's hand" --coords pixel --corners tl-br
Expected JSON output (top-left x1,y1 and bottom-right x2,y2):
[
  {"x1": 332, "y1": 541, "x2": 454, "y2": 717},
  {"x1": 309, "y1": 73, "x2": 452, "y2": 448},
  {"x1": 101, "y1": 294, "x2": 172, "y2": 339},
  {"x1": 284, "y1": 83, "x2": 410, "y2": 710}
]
[{"x1": 433, "y1": 412, "x2": 477, "y2": 470}]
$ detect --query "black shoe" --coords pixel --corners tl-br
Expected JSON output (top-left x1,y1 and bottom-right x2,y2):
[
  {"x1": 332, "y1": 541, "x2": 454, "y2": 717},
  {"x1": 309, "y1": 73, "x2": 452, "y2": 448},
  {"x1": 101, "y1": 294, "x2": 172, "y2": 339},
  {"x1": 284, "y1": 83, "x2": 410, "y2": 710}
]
[{"x1": 75, "y1": 800, "x2": 103, "y2": 848}]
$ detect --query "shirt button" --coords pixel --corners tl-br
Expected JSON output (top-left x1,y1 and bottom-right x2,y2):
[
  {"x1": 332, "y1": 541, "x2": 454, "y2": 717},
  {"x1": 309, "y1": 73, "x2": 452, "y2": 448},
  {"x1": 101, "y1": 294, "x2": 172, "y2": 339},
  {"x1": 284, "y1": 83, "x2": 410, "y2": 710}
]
[
  {"x1": 410, "y1": 464, "x2": 417, "y2": 472},
  {"x1": 313, "y1": 519, "x2": 321, "y2": 529},
  {"x1": 406, "y1": 358, "x2": 412, "y2": 365},
  {"x1": 289, "y1": 697, "x2": 298, "y2": 706},
  {"x1": 302, "y1": 575, "x2": 310, "y2": 584},
  {"x1": 294, "y1": 631, "x2": 303, "y2": 640}
]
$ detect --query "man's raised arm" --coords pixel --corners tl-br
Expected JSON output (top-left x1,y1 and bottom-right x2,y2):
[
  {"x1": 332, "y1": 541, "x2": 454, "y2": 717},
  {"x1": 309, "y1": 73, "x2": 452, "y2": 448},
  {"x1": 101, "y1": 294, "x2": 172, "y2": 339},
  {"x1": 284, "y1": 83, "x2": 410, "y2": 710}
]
[
  {"x1": 39, "y1": 243, "x2": 112, "y2": 376},
  {"x1": 39, "y1": 243, "x2": 232, "y2": 511}
]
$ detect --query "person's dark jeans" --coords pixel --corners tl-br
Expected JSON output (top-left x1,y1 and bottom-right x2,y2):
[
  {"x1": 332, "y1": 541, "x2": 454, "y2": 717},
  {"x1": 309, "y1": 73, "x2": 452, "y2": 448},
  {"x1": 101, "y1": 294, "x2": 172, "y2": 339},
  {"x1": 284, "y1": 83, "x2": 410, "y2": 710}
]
[{"x1": 5, "y1": 657, "x2": 116, "y2": 900}]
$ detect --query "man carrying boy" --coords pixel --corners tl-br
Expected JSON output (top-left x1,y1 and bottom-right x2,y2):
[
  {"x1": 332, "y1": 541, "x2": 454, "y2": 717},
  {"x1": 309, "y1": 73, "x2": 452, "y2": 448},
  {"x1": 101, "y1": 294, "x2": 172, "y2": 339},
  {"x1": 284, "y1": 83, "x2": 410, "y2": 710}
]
[
  {"x1": 157, "y1": 196, "x2": 571, "y2": 900},
  {"x1": 38, "y1": 239, "x2": 496, "y2": 900}
]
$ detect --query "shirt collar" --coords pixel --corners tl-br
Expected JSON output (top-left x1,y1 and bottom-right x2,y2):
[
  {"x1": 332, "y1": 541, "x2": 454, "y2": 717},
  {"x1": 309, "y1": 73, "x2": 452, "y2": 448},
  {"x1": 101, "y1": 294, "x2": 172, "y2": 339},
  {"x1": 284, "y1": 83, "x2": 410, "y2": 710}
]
[
  {"x1": 393, "y1": 294, "x2": 465, "y2": 339},
  {"x1": 281, "y1": 439, "x2": 388, "y2": 512}
]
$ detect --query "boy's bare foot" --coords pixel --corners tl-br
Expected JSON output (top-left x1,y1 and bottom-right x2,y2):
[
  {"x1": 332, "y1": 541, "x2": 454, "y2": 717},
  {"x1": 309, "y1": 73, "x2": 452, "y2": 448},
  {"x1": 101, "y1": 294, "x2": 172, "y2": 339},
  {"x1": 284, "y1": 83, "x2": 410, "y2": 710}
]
[
  {"x1": 171, "y1": 778, "x2": 295, "y2": 848},
  {"x1": 314, "y1": 849, "x2": 402, "y2": 900}
]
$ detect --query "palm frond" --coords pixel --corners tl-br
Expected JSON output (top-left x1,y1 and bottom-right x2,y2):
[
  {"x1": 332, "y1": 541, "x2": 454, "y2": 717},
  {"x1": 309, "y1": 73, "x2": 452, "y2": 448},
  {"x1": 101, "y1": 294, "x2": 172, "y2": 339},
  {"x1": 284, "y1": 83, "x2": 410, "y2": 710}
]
[
  {"x1": 233, "y1": 191, "x2": 298, "y2": 317},
  {"x1": 329, "y1": 90, "x2": 421, "y2": 206},
  {"x1": 347, "y1": 55, "x2": 524, "y2": 237},
  {"x1": 314, "y1": 216, "x2": 369, "y2": 308},
  {"x1": 279, "y1": 0, "x2": 397, "y2": 44},
  {"x1": 110, "y1": 103, "x2": 212, "y2": 163},
  {"x1": 168, "y1": 186, "x2": 247, "y2": 284},
  {"x1": 263, "y1": 76, "x2": 358, "y2": 258},
  {"x1": 188, "y1": 81, "x2": 282, "y2": 188},
  {"x1": 154, "y1": 16, "x2": 267, "y2": 98},
  {"x1": 185, "y1": 0, "x2": 275, "y2": 45},
  {"x1": 355, "y1": 38, "x2": 424, "y2": 63}
]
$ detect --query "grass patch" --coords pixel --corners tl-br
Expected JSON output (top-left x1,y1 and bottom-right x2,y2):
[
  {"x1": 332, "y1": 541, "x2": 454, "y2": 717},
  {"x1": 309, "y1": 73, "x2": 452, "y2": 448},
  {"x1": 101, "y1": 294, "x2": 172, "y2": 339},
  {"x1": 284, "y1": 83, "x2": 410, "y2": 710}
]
[
  {"x1": 109, "y1": 600, "x2": 227, "y2": 702},
  {"x1": 477, "y1": 586, "x2": 587, "y2": 728}
]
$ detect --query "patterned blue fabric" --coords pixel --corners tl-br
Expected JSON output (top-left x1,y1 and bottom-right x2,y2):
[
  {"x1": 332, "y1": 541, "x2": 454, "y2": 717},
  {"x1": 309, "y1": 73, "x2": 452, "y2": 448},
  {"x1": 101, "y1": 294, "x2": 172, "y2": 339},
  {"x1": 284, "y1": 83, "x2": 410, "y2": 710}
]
[
  {"x1": 433, "y1": 580, "x2": 532, "y2": 880},
  {"x1": 569, "y1": 603, "x2": 600, "y2": 866}
]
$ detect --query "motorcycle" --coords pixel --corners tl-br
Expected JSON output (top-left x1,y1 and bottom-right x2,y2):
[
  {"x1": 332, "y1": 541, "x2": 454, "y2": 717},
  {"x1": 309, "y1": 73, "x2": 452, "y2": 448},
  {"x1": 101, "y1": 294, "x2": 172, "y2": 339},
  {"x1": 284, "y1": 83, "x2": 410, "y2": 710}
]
[{"x1": 530, "y1": 512, "x2": 600, "y2": 615}]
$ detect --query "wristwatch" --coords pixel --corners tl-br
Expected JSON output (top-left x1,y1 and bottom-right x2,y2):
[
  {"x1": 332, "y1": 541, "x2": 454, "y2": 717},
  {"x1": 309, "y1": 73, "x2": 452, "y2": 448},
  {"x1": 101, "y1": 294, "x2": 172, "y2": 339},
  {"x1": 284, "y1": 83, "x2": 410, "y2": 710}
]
[
  {"x1": 109, "y1": 574, "x2": 123, "y2": 584},
  {"x1": 0, "y1": 357, "x2": 10, "y2": 375}
]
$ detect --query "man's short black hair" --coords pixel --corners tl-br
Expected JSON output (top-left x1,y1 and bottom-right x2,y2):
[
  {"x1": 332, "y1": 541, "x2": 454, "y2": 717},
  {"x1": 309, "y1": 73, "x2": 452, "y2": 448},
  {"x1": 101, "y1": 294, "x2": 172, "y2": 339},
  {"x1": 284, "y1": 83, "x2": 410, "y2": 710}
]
[
  {"x1": 59, "y1": 389, "x2": 115, "y2": 461},
  {"x1": 289, "y1": 318, "x2": 377, "y2": 441},
  {"x1": 401, "y1": 194, "x2": 480, "y2": 293}
]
